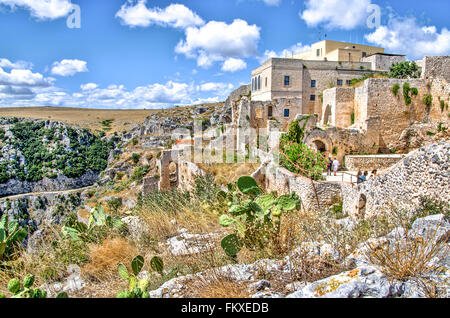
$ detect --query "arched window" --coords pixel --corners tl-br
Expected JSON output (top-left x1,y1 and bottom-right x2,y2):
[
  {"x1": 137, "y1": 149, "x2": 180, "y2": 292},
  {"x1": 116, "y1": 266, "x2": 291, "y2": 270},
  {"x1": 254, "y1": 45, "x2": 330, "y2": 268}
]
[
  {"x1": 252, "y1": 78, "x2": 254, "y2": 91},
  {"x1": 258, "y1": 76, "x2": 261, "y2": 90}
]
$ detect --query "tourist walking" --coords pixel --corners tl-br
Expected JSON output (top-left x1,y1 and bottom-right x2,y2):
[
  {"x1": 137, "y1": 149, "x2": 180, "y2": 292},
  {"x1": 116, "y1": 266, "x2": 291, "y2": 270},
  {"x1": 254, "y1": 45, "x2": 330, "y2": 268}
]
[{"x1": 332, "y1": 158, "x2": 340, "y2": 176}]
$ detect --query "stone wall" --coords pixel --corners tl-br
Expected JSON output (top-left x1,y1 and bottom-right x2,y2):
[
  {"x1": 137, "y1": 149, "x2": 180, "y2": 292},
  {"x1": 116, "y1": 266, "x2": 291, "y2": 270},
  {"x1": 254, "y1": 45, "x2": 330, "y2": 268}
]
[
  {"x1": 322, "y1": 87, "x2": 355, "y2": 128},
  {"x1": 344, "y1": 154, "x2": 405, "y2": 171},
  {"x1": 362, "y1": 54, "x2": 406, "y2": 72},
  {"x1": 226, "y1": 84, "x2": 251, "y2": 123},
  {"x1": 178, "y1": 160, "x2": 207, "y2": 191},
  {"x1": 343, "y1": 142, "x2": 450, "y2": 219},
  {"x1": 422, "y1": 56, "x2": 450, "y2": 81}
]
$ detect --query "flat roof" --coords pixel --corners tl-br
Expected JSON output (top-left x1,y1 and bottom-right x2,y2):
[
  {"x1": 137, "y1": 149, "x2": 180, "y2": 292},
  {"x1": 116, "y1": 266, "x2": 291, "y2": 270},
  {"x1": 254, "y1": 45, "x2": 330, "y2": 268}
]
[{"x1": 366, "y1": 52, "x2": 406, "y2": 57}]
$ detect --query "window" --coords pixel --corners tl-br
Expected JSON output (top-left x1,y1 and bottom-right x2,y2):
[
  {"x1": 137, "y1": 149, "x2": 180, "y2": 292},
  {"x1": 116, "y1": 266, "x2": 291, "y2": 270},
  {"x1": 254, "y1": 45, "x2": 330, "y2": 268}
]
[
  {"x1": 346, "y1": 80, "x2": 352, "y2": 86},
  {"x1": 362, "y1": 52, "x2": 367, "y2": 58},
  {"x1": 284, "y1": 76, "x2": 290, "y2": 86},
  {"x1": 252, "y1": 78, "x2": 254, "y2": 91},
  {"x1": 311, "y1": 80, "x2": 316, "y2": 88},
  {"x1": 265, "y1": 77, "x2": 268, "y2": 87},
  {"x1": 310, "y1": 95, "x2": 316, "y2": 101},
  {"x1": 316, "y1": 48, "x2": 321, "y2": 57},
  {"x1": 337, "y1": 79, "x2": 343, "y2": 86},
  {"x1": 268, "y1": 106, "x2": 273, "y2": 118},
  {"x1": 258, "y1": 76, "x2": 261, "y2": 90},
  {"x1": 284, "y1": 109, "x2": 290, "y2": 117}
]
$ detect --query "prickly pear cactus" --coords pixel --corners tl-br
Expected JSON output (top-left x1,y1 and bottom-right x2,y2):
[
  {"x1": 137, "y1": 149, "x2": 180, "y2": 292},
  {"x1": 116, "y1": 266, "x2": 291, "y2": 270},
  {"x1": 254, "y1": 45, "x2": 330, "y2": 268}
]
[{"x1": 219, "y1": 177, "x2": 301, "y2": 258}]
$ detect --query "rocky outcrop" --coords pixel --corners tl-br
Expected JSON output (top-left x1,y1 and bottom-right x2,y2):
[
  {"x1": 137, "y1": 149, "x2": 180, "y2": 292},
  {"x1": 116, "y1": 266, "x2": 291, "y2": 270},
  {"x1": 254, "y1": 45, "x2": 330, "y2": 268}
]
[
  {"x1": 147, "y1": 214, "x2": 449, "y2": 298},
  {"x1": 0, "y1": 171, "x2": 98, "y2": 198}
]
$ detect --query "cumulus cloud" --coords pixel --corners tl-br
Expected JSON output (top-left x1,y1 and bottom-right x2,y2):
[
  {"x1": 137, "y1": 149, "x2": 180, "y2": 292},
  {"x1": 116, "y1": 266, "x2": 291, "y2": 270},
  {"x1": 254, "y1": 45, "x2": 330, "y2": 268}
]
[
  {"x1": 80, "y1": 83, "x2": 98, "y2": 91},
  {"x1": 197, "y1": 82, "x2": 234, "y2": 96},
  {"x1": 300, "y1": 0, "x2": 371, "y2": 30},
  {"x1": 51, "y1": 59, "x2": 88, "y2": 77},
  {"x1": 116, "y1": 1, "x2": 204, "y2": 29},
  {"x1": 258, "y1": 42, "x2": 311, "y2": 63},
  {"x1": 221, "y1": 58, "x2": 247, "y2": 72},
  {"x1": 0, "y1": 58, "x2": 33, "y2": 70},
  {"x1": 365, "y1": 16, "x2": 450, "y2": 59},
  {"x1": 176, "y1": 19, "x2": 260, "y2": 68},
  {"x1": 0, "y1": 66, "x2": 52, "y2": 87},
  {"x1": 0, "y1": 0, "x2": 74, "y2": 20}
]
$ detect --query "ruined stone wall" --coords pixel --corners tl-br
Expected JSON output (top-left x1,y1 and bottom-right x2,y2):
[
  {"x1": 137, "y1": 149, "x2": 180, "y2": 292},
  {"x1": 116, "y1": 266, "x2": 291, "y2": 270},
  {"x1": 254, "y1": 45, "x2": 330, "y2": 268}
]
[
  {"x1": 178, "y1": 160, "x2": 207, "y2": 191},
  {"x1": 422, "y1": 56, "x2": 450, "y2": 81},
  {"x1": 342, "y1": 142, "x2": 450, "y2": 219},
  {"x1": 344, "y1": 154, "x2": 405, "y2": 172},
  {"x1": 429, "y1": 78, "x2": 450, "y2": 122},
  {"x1": 263, "y1": 164, "x2": 342, "y2": 211},
  {"x1": 226, "y1": 84, "x2": 251, "y2": 123},
  {"x1": 322, "y1": 87, "x2": 355, "y2": 128},
  {"x1": 356, "y1": 78, "x2": 429, "y2": 149},
  {"x1": 362, "y1": 54, "x2": 406, "y2": 72}
]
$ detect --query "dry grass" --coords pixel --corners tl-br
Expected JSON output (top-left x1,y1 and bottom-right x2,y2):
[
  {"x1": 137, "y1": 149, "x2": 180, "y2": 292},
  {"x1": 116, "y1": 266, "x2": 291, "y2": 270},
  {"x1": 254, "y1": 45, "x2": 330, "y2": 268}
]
[
  {"x1": 366, "y1": 226, "x2": 448, "y2": 282},
  {"x1": 190, "y1": 274, "x2": 251, "y2": 298},
  {"x1": 82, "y1": 237, "x2": 139, "y2": 281},
  {"x1": 0, "y1": 103, "x2": 222, "y2": 135},
  {"x1": 198, "y1": 163, "x2": 260, "y2": 186}
]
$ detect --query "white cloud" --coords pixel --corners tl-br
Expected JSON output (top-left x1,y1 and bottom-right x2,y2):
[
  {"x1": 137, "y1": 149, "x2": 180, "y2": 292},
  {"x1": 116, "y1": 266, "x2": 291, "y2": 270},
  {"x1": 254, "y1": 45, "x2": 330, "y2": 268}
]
[
  {"x1": 80, "y1": 83, "x2": 98, "y2": 91},
  {"x1": 258, "y1": 42, "x2": 311, "y2": 63},
  {"x1": 0, "y1": 58, "x2": 33, "y2": 70},
  {"x1": 300, "y1": 0, "x2": 371, "y2": 30},
  {"x1": 51, "y1": 59, "x2": 88, "y2": 77},
  {"x1": 365, "y1": 16, "x2": 450, "y2": 59},
  {"x1": 116, "y1": 1, "x2": 204, "y2": 29},
  {"x1": 0, "y1": 66, "x2": 52, "y2": 87},
  {"x1": 0, "y1": 0, "x2": 73, "y2": 20},
  {"x1": 197, "y1": 82, "x2": 234, "y2": 95},
  {"x1": 259, "y1": 0, "x2": 281, "y2": 6},
  {"x1": 221, "y1": 58, "x2": 247, "y2": 72},
  {"x1": 176, "y1": 19, "x2": 260, "y2": 68}
]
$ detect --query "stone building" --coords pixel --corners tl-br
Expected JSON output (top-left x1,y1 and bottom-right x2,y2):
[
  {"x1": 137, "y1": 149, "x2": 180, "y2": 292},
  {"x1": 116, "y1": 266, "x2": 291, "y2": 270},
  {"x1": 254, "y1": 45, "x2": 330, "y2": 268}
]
[{"x1": 249, "y1": 40, "x2": 406, "y2": 125}]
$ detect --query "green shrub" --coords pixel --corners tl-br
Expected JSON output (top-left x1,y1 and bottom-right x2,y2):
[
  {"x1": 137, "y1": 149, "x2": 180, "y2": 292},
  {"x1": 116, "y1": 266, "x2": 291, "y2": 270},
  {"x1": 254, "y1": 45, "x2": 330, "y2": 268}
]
[
  {"x1": 392, "y1": 84, "x2": 400, "y2": 96},
  {"x1": 131, "y1": 153, "x2": 141, "y2": 164},
  {"x1": 389, "y1": 61, "x2": 420, "y2": 79},
  {"x1": 411, "y1": 87, "x2": 418, "y2": 96},
  {"x1": 351, "y1": 113, "x2": 355, "y2": 125},
  {"x1": 403, "y1": 83, "x2": 412, "y2": 106},
  {"x1": 440, "y1": 99, "x2": 445, "y2": 112}
]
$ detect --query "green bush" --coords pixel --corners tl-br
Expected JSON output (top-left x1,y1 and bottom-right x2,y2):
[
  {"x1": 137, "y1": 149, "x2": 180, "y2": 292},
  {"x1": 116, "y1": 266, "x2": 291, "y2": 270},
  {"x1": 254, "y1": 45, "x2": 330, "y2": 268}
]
[
  {"x1": 392, "y1": 84, "x2": 400, "y2": 96},
  {"x1": 403, "y1": 83, "x2": 412, "y2": 106},
  {"x1": 389, "y1": 61, "x2": 420, "y2": 79},
  {"x1": 131, "y1": 153, "x2": 141, "y2": 164}
]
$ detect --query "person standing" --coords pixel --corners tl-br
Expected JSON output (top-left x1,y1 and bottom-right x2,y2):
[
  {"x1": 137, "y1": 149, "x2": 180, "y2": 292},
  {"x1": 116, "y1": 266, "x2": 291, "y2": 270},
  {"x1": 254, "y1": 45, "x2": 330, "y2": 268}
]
[
  {"x1": 332, "y1": 158, "x2": 340, "y2": 176},
  {"x1": 327, "y1": 157, "x2": 333, "y2": 176}
]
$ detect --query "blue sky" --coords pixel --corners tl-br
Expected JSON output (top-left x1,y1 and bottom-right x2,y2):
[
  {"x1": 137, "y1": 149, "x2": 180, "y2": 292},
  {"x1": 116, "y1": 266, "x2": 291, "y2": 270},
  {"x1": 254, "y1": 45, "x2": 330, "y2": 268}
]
[{"x1": 0, "y1": 0, "x2": 449, "y2": 109}]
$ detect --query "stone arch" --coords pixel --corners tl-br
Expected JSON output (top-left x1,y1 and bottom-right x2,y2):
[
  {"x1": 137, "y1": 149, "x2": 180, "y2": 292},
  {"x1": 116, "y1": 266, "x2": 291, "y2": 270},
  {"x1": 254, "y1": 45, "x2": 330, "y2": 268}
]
[{"x1": 304, "y1": 130, "x2": 333, "y2": 154}]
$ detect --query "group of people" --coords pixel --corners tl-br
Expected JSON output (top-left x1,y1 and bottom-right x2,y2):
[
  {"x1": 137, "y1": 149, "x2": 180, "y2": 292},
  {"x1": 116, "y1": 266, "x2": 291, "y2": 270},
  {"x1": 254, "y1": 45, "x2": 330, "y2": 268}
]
[
  {"x1": 356, "y1": 169, "x2": 378, "y2": 184},
  {"x1": 326, "y1": 156, "x2": 340, "y2": 176},
  {"x1": 325, "y1": 154, "x2": 379, "y2": 184}
]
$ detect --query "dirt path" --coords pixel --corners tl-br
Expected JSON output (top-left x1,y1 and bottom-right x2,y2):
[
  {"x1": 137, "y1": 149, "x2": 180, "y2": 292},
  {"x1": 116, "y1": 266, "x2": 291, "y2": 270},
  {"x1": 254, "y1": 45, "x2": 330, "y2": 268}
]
[{"x1": 0, "y1": 186, "x2": 95, "y2": 201}]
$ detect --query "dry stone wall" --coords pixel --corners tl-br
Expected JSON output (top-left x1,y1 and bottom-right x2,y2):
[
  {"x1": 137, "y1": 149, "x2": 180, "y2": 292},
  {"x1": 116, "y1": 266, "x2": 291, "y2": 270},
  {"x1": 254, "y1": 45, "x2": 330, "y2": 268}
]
[
  {"x1": 343, "y1": 142, "x2": 450, "y2": 219},
  {"x1": 344, "y1": 154, "x2": 405, "y2": 171}
]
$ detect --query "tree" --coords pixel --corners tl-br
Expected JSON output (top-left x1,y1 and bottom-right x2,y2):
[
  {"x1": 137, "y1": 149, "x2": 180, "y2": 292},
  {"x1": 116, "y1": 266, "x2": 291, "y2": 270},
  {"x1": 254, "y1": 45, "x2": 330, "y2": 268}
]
[{"x1": 389, "y1": 61, "x2": 421, "y2": 79}]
